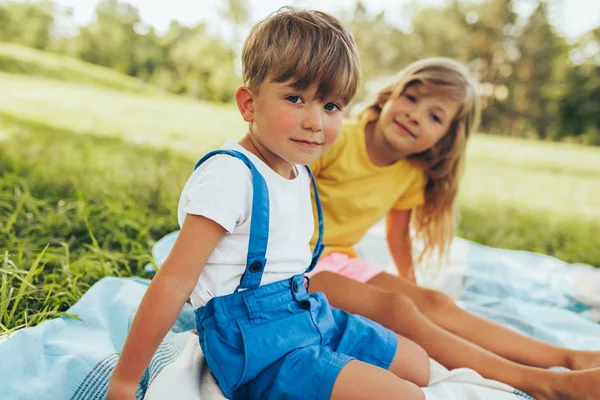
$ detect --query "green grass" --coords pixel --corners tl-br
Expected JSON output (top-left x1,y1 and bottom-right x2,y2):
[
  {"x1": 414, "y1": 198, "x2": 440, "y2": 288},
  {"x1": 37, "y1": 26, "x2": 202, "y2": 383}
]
[
  {"x1": 0, "y1": 114, "x2": 191, "y2": 334},
  {"x1": 0, "y1": 57, "x2": 599, "y2": 333},
  {"x1": 0, "y1": 42, "x2": 156, "y2": 93},
  {"x1": 0, "y1": 72, "x2": 244, "y2": 155},
  {"x1": 463, "y1": 135, "x2": 600, "y2": 221},
  {"x1": 459, "y1": 135, "x2": 600, "y2": 266}
]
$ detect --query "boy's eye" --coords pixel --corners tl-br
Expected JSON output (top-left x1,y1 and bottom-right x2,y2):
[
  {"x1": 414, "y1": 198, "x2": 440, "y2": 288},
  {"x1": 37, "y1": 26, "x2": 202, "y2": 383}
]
[
  {"x1": 431, "y1": 114, "x2": 442, "y2": 124},
  {"x1": 286, "y1": 95, "x2": 303, "y2": 104},
  {"x1": 324, "y1": 102, "x2": 340, "y2": 112}
]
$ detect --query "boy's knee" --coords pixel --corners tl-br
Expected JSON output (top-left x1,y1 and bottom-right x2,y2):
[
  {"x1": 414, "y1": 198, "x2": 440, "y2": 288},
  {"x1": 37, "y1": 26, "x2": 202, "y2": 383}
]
[
  {"x1": 390, "y1": 335, "x2": 430, "y2": 387},
  {"x1": 404, "y1": 341, "x2": 430, "y2": 387}
]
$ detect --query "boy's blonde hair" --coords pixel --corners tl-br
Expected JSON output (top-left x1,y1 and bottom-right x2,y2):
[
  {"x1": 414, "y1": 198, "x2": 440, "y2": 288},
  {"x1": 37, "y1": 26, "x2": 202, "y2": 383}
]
[
  {"x1": 242, "y1": 7, "x2": 360, "y2": 106},
  {"x1": 359, "y1": 57, "x2": 482, "y2": 263}
]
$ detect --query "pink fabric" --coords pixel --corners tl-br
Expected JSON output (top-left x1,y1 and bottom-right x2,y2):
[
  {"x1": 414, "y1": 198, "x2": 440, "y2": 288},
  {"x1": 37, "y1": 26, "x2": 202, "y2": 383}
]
[{"x1": 307, "y1": 252, "x2": 384, "y2": 283}]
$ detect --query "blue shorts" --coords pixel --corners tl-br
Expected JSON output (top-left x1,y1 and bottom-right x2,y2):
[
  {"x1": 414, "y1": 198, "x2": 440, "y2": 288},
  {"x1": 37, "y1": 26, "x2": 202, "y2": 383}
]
[{"x1": 195, "y1": 274, "x2": 398, "y2": 400}]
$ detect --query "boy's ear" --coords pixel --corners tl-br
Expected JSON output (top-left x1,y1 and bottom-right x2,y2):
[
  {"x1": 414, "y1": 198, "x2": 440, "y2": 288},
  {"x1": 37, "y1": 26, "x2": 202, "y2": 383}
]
[{"x1": 235, "y1": 86, "x2": 255, "y2": 123}]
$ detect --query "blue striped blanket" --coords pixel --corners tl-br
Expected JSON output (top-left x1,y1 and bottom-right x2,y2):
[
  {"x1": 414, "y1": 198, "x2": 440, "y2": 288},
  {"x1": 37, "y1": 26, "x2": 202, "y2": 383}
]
[{"x1": 0, "y1": 231, "x2": 598, "y2": 400}]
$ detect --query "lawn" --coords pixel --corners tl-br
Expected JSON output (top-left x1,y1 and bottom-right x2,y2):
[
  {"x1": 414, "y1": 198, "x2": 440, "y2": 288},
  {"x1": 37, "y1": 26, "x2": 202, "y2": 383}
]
[{"x1": 1, "y1": 48, "x2": 599, "y2": 333}]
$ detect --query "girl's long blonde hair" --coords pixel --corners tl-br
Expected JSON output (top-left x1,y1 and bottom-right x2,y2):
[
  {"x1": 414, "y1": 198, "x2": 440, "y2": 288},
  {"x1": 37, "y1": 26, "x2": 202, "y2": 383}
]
[{"x1": 359, "y1": 58, "x2": 482, "y2": 263}]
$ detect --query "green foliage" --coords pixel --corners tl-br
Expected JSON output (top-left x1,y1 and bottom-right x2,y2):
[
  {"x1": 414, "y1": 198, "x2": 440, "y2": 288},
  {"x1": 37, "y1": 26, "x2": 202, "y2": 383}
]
[
  {"x1": 341, "y1": 2, "x2": 408, "y2": 92},
  {"x1": 0, "y1": 0, "x2": 240, "y2": 102},
  {"x1": 341, "y1": 0, "x2": 599, "y2": 145},
  {"x1": 557, "y1": 41, "x2": 600, "y2": 144},
  {"x1": 0, "y1": 1, "x2": 54, "y2": 49},
  {"x1": 74, "y1": 0, "x2": 142, "y2": 74},
  {"x1": 2, "y1": 0, "x2": 599, "y2": 130},
  {"x1": 64, "y1": 0, "x2": 239, "y2": 102},
  {"x1": 168, "y1": 24, "x2": 239, "y2": 102}
]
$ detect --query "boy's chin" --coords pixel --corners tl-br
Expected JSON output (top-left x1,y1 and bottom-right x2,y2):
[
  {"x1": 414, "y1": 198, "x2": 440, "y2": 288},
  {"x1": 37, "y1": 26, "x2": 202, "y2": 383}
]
[{"x1": 286, "y1": 151, "x2": 322, "y2": 166}]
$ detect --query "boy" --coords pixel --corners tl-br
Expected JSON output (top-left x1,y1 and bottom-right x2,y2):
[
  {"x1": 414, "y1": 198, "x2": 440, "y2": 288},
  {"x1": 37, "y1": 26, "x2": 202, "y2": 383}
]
[{"x1": 107, "y1": 8, "x2": 429, "y2": 400}]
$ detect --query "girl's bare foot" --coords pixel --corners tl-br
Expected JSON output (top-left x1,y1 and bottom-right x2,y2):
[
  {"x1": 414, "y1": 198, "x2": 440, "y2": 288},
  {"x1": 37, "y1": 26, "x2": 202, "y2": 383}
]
[{"x1": 531, "y1": 368, "x2": 600, "y2": 400}]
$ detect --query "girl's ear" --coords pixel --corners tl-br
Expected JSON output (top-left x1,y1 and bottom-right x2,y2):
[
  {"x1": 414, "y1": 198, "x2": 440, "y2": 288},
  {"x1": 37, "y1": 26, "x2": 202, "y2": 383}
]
[{"x1": 235, "y1": 86, "x2": 255, "y2": 123}]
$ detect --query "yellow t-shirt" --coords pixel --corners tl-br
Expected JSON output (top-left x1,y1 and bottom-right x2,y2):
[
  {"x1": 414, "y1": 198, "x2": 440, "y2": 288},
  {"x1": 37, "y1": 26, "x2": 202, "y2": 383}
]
[{"x1": 310, "y1": 118, "x2": 426, "y2": 257}]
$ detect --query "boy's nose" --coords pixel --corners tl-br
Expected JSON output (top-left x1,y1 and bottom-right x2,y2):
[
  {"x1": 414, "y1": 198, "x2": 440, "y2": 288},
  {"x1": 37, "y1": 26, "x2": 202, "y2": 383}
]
[{"x1": 302, "y1": 107, "x2": 323, "y2": 132}]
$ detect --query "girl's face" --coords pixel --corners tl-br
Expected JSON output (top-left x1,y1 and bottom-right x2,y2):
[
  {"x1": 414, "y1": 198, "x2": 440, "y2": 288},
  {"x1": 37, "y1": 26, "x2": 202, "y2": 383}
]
[{"x1": 376, "y1": 83, "x2": 461, "y2": 157}]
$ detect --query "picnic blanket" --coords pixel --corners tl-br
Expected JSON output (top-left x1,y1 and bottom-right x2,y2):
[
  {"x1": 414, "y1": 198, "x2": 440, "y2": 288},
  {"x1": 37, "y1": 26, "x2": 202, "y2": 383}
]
[
  {"x1": 1, "y1": 227, "x2": 599, "y2": 400},
  {"x1": 356, "y1": 224, "x2": 600, "y2": 350}
]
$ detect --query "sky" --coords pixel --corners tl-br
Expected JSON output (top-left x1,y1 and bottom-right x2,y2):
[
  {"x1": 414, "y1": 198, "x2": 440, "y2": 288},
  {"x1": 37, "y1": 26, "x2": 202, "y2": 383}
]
[{"x1": 52, "y1": 0, "x2": 600, "y2": 39}]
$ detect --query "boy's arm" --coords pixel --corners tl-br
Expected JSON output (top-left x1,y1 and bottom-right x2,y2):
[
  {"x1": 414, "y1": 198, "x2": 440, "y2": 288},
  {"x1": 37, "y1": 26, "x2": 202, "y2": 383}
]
[
  {"x1": 385, "y1": 209, "x2": 416, "y2": 283},
  {"x1": 107, "y1": 214, "x2": 225, "y2": 399}
]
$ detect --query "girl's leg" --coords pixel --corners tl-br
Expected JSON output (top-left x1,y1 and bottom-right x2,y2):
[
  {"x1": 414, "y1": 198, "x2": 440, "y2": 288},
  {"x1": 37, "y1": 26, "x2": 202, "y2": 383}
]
[
  {"x1": 368, "y1": 271, "x2": 600, "y2": 370},
  {"x1": 331, "y1": 360, "x2": 424, "y2": 400},
  {"x1": 311, "y1": 272, "x2": 600, "y2": 400}
]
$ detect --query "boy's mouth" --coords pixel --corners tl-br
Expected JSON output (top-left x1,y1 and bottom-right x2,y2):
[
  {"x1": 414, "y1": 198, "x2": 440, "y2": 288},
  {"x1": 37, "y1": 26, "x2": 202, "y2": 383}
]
[
  {"x1": 291, "y1": 139, "x2": 322, "y2": 148},
  {"x1": 393, "y1": 120, "x2": 416, "y2": 138}
]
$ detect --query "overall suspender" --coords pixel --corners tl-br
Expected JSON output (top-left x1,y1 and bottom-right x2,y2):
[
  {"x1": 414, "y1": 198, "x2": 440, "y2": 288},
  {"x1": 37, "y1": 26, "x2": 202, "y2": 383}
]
[{"x1": 194, "y1": 150, "x2": 324, "y2": 291}]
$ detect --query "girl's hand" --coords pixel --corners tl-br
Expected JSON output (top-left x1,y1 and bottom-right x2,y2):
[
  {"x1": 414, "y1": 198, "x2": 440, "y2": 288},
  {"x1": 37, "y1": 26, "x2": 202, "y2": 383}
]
[
  {"x1": 106, "y1": 377, "x2": 137, "y2": 400},
  {"x1": 399, "y1": 268, "x2": 417, "y2": 284},
  {"x1": 386, "y1": 209, "x2": 417, "y2": 284}
]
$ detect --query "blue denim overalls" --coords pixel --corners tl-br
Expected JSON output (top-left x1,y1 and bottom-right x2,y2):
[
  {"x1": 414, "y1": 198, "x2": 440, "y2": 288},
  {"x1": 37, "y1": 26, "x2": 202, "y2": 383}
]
[{"x1": 193, "y1": 150, "x2": 398, "y2": 400}]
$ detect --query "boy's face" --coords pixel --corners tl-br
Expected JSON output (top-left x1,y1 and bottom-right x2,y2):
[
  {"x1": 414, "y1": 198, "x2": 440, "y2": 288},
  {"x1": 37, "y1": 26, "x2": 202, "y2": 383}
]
[{"x1": 245, "y1": 78, "x2": 343, "y2": 167}]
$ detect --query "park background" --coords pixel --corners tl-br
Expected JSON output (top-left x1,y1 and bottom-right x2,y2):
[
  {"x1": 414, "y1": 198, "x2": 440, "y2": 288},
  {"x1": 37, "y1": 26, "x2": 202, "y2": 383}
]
[{"x1": 0, "y1": 0, "x2": 599, "y2": 334}]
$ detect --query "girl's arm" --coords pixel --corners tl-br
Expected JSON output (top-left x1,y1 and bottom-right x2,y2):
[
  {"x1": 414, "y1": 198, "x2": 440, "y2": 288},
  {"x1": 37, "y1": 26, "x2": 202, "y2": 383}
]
[
  {"x1": 107, "y1": 214, "x2": 225, "y2": 399},
  {"x1": 385, "y1": 209, "x2": 416, "y2": 283}
]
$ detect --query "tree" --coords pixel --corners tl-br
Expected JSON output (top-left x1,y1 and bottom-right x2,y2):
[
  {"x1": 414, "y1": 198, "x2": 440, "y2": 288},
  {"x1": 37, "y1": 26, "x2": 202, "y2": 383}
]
[
  {"x1": 340, "y1": 1, "x2": 410, "y2": 97},
  {"x1": 75, "y1": 0, "x2": 141, "y2": 74},
  {"x1": 513, "y1": 2, "x2": 568, "y2": 139},
  {"x1": 0, "y1": 1, "x2": 55, "y2": 49},
  {"x1": 557, "y1": 31, "x2": 600, "y2": 144},
  {"x1": 168, "y1": 24, "x2": 239, "y2": 102},
  {"x1": 218, "y1": 0, "x2": 249, "y2": 44}
]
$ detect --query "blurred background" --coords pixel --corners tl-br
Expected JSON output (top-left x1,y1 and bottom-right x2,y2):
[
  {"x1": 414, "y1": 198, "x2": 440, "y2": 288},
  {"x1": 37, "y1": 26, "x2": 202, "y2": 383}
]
[{"x1": 0, "y1": 0, "x2": 599, "y2": 332}]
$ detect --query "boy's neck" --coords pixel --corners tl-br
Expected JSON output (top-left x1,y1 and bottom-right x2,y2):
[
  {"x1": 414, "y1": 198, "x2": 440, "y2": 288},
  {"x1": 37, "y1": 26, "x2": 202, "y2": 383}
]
[
  {"x1": 239, "y1": 134, "x2": 296, "y2": 179},
  {"x1": 365, "y1": 121, "x2": 410, "y2": 167}
]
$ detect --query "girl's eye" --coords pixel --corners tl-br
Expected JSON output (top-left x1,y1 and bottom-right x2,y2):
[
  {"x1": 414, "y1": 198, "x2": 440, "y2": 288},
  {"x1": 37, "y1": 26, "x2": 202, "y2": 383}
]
[
  {"x1": 431, "y1": 114, "x2": 442, "y2": 124},
  {"x1": 324, "y1": 102, "x2": 340, "y2": 111},
  {"x1": 405, "y1": 94, "x2": 416, "y2": 102},
  {"x1": 286, "y1": 95, "x2": 303, "y2": 104}
]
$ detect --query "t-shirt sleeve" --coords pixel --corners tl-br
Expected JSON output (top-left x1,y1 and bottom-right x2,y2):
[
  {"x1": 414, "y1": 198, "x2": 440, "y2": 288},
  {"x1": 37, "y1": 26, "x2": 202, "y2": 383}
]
[
  {"x1": 309, "y1": 156, "x2": 323, "y2": 177},
  {"x1": 179, "y1": 155, "x2": 251, "y2": 233},
  {"x1": 392, "y1": 169, "x2": 426, "y2": 210}
]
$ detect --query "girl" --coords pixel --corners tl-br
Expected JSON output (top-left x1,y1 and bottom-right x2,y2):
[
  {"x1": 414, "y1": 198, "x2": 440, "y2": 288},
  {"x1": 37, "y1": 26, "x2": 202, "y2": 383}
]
[{"x1": 307, "y1": 57, "x2": 600, "y2": 400}]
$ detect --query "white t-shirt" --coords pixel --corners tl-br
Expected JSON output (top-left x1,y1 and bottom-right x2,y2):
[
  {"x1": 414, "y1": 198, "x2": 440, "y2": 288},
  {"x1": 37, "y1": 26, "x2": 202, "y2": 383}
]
[{"x1": 177, "y1": 141, "x2": 315, "y2": 307}]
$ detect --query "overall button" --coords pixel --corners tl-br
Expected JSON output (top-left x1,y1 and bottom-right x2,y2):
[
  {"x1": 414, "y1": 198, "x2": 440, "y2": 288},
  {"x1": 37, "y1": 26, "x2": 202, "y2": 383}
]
[
  {"x1": 249, "y1": 262, "x2": 262, "y2": 273},
  {"x1": 292, "y1": 281, "x2": 299, "y2": 293}
]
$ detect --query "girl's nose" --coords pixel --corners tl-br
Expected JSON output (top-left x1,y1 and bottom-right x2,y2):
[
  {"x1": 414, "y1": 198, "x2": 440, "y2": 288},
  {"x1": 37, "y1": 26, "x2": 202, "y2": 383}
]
[
  {"x1": 406, "y1": 104, "x2": 427, "y2": 126},
  {"x1": 405, "y1": 110, "x2": 420, "y2": 126}
]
